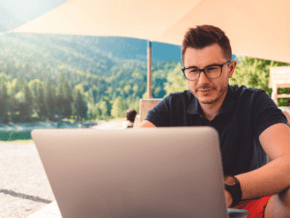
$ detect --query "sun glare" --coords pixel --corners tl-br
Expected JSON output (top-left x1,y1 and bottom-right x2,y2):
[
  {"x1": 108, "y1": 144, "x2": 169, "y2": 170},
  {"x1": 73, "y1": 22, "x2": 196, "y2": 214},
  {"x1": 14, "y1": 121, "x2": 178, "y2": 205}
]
[{"x1": 1, "y1": 0, "x2": 67, "y2": 19}]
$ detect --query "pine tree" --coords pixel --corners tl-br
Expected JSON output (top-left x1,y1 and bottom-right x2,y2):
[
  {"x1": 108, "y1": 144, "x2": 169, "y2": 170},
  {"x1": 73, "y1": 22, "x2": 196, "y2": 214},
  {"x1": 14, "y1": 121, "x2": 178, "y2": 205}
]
[
  {"x1": 5, "y1": 61, "x2": 18, "y2": 79},
  {"x1": 74, "y1": 90, "x2": 88, "y2": 121},
  {"x1": 164, "y1": 62, "x2": 187, "y2": 95},
  {"x1": 37, "y1": 83, "x2": 48, "y2": 119},
  {"x1": 9, "y1": 92, "x2": 19, "y2": 123},
  {"x1": 29, "y1": 79, "x2": 41, "y2": 116},
  {"x1": 53, "y1": 106, "x2": 62, "y2": 121},
  {"x1": 19, "y1": 82, "x2": 33, "y2": 122},
  {"x1": 14, "y1": 75, "x2": 25, "y2": 94},
  {"x1": 44, "y1": 80, "x2": 56, "y2": 120},
  {"x1": 0, "y1": 79, "x2": 9, "y2": 123},
  {"x1": 63, "y1": 78, "x2": 73, "y2": 118},
  {"x1": 87, "y1": 88, "x2": 95, "y2": 120},
  {"x1": 57, "y1": 74, "x2": 73, "y2": 118},
  {"x1": 96, "y1": 100, "x2": 108, "y2": 119},
  {"x1": 57, "y1": 73, "x2": 66, "y2": 117},
  {"x1": 111, "y1": 96, "x2": 127, "y2": 118}
]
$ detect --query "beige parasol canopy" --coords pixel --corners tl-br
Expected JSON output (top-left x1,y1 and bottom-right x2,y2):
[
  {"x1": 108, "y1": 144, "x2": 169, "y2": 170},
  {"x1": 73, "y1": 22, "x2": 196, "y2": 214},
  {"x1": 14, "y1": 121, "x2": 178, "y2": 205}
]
[
  {"x1": 12, "y1": 0, "x2": 290, "y2": 63},
  {"x1": 11, "y1": 0, "x2": 290, "y2": 96}
]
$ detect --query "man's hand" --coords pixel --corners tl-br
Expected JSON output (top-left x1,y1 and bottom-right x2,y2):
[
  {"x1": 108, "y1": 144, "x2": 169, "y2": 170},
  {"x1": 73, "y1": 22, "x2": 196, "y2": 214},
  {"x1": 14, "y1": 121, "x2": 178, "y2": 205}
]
[{"x1": 224, "y1": 190, "x2": 233, "y2": 208}]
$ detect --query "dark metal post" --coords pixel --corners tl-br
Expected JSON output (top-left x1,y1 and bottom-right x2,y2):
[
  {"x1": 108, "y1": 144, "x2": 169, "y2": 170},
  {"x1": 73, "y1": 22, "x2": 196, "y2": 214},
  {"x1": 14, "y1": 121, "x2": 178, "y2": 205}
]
[{"x1": 147, "y1": 41, "x2": 152, "y2": 99}]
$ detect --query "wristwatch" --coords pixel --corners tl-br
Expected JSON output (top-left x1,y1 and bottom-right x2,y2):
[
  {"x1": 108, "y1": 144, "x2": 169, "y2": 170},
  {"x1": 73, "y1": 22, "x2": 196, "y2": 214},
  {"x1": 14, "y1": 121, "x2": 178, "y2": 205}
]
[{"x1": 224, "y1": 175, "x2": 242, "y2": 207}]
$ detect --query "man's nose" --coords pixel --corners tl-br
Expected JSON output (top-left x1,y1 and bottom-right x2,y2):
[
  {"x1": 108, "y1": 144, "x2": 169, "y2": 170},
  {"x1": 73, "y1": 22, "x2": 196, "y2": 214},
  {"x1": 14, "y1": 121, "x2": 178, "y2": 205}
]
[{"x1": 197, "y1": 71, "x2": 210, "y2": 84}]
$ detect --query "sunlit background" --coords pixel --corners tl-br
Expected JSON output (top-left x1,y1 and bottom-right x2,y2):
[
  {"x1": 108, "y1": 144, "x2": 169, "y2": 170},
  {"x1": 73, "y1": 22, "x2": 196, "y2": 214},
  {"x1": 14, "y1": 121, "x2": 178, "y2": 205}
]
[
  {"x1": 0, "y1": 0, "x2": 185, "y2": 141},
  {"x1": 0, "y1": 0, "x2": 288, "y2": 142}
]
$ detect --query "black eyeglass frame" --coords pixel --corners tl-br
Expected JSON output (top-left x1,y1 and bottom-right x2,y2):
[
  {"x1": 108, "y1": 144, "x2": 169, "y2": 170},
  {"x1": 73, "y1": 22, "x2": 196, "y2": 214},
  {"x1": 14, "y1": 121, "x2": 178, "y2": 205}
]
[{"x1": 182, "y1": 60, "x2": 231, "y2": 81}]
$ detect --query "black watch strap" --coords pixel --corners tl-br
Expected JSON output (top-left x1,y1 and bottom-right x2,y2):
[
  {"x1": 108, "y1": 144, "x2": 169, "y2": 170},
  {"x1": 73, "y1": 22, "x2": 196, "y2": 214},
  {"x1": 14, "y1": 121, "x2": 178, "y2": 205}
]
[{"x1": 224, "y1": 175, "x2": 242, "y2": 207}]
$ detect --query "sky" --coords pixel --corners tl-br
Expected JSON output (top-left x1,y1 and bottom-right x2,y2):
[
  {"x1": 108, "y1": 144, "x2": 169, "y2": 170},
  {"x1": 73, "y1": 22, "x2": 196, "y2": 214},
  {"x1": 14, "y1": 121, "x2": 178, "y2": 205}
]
[{"x1": 1, "y1": 0, "x2": 67, "y2": 21}]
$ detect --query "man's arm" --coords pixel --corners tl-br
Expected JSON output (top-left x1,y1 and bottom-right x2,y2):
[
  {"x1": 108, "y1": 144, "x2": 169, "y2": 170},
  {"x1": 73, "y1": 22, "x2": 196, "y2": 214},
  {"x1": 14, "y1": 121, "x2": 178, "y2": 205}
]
[
  {"x1": 137, "y1": 120, "x2": 157, "y2": 128},
  {"x1": 234, "y1": 123, "x2": 290, "y2": 200}
]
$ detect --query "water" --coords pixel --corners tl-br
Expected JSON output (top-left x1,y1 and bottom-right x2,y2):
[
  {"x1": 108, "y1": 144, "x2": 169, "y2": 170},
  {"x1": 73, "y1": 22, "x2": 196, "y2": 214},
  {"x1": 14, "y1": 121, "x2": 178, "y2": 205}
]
[{"x1": 0, "y1": 121, "x2": 98, "y2": 141}]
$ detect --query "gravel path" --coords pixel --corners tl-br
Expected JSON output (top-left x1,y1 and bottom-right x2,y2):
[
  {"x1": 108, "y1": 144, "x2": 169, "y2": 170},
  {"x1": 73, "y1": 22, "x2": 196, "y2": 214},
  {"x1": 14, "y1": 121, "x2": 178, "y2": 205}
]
[{"x1": 0, "y1": 142, "x2": 55, "y2": 218}]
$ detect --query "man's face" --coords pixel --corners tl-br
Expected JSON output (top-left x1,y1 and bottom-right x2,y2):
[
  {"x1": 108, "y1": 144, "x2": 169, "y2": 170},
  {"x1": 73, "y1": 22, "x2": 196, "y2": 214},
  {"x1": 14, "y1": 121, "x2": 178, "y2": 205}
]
[{"x1": 183, "y1": 43, "x2": 236, "y2": 105}]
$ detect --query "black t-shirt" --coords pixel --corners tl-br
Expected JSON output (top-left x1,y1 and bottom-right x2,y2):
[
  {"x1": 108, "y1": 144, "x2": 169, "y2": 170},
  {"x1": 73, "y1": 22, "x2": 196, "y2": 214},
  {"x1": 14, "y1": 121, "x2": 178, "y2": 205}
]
[{"x1": 145, "y1": 85, "x2": 287, "y2": 176}]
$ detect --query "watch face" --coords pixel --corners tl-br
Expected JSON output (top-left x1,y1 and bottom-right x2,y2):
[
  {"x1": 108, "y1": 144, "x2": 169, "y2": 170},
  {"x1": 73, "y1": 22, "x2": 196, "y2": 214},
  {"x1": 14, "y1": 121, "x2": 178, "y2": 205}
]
[{"x1": 224, "y1": 175, "x2": 237, "y2": 185}]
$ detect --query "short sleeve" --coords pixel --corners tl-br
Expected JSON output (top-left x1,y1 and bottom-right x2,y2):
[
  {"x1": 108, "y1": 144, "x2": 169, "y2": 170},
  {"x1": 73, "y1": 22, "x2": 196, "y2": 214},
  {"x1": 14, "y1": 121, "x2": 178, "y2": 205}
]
[
  {"x1": 253, "y1": 90, "x2": 287, "y2": 137},
  {"x1": 145, "y1": 95, "x2": 171, "y2": 127}
]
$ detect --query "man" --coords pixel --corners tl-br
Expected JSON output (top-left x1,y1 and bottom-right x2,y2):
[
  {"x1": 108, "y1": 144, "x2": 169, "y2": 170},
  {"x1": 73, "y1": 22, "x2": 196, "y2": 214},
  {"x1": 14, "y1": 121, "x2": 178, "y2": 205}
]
[{"x1": 138, "y1": 25, "x2": 290, "y2": 218}]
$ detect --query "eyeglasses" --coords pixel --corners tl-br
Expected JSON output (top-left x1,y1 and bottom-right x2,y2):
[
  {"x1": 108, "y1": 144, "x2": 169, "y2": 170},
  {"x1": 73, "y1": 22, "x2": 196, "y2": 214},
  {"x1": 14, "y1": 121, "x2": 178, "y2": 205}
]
[{"x1": 182, "y1": 61, "x2": 231, "y2": 81}]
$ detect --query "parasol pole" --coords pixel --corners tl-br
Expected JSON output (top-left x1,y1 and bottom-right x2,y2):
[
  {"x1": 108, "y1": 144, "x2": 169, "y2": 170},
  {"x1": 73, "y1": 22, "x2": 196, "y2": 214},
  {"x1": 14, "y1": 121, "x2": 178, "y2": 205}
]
[{"x1": 147, "y1": 40, "x2": 152, "y2": 99}]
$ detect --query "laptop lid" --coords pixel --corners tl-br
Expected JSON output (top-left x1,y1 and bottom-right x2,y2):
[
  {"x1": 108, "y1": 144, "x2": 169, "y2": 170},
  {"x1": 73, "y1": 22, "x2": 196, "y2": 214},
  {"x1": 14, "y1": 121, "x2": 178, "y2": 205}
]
[{"x1": 32, "y1": 127, "x2": 229, "y2": 218}]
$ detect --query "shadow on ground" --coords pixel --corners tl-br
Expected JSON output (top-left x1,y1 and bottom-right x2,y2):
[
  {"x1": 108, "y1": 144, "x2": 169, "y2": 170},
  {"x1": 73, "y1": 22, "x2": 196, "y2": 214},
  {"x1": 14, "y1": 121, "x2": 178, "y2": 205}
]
[{"x1": 0, "y1": 189, "x2": 52, "y2": 204}]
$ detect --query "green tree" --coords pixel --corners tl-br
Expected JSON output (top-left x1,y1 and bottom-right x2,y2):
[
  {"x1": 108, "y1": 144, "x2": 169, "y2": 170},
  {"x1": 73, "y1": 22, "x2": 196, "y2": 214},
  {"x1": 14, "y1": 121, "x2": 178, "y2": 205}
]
[
  {"x1": 164, "y1": 63, "x2": 187, "y2": 95},
  {"x1": 0, "y1": 72, "x2": 11, "y2": 81},
  {"x1": 111, "y1": 96, "x2": 128, "y2": 118},
  {"x1": 44, "y1": 80, "x2": 56, "y2": 120},
  {"x1": 53, "y1": 106, "x2": 62, "y2": 121},
  {"x1": 8, "y1": 83, "x2": 20, "y2": 123},
  {"x1": 74, "y1": 90, "x2": 88, "y2": 121},
  {"x1": 18, "y1": 82, "x2": 33, "y2": 122},
  {"x1": 123, "y1": 84, "x2": 132, "y2": 98},
  {"x1": 127, "y1": 97, "x2": 140, "y2": 115},
  {"x1": 73, "y1": 84, "x2": 85, "y2": 99},
  {"x1": 37, "y1": 83, "x2": 48, "y2": 119},
  {"x1": 63, "y1": 78, "x2": 73, "y2": 118},
  {"x1": 29, "y1": 79, "x2": 42, "y2": 116},
  {"x1": 14, "y1": 75, "x2": 25, "y2": 94},
  {"x1": 5, "y1": 61, "x2": 18, "y2": 79},
  {"x1": 98, "y1": 100, "x2": 107, "y2": 118},
  {"x1": 57, "y1": 74, "x2": 73, "y2": 118},
  {"x1": 95, "y1": 99, "x2": 110, "y2": 119},
  {"x1": 0, "y1": 79, "x2": 9, "y2": 123},
  {"x1": 102, "y1": 96, "x2": 112, "y2": 117},
  {"x1": 87, "y1": 88, "x2": 95, "y2": 120},
  {"x1": 152, "y1": 70, "x2": 167, "y2": 98},
  {"x1": 72, "y1": 84, "x2": 86, "y2": 116},
  {"x1": 229, "y1": 57, "x2": 290, "y2": 106},
  {"x1": 131, "y1": 69, "x2": 147, "y2": 98},
  {"x1": 24, "y1": 82, "x2": 33, "y2": 113}
]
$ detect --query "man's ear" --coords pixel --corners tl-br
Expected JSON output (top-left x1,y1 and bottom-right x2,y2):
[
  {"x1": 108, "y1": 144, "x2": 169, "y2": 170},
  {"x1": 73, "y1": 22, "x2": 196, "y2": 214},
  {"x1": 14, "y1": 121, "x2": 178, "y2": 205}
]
[{"x1": 228, "y1": 60, "x2": 237, "y2": 78}]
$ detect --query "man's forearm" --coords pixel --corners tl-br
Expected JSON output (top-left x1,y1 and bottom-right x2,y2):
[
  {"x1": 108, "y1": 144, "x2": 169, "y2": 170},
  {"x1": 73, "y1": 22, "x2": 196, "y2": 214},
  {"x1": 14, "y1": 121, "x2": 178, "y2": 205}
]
[{"x1": 235, "y1": 155, "x2": 290, "y2": 200}]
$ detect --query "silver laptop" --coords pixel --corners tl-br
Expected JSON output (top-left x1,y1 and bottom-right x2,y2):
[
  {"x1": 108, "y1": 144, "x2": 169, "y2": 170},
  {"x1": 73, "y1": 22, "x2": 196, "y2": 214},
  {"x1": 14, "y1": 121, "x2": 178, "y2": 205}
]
[{"x1": 32, "y1": 127, "x2": 246, "y2": 218}]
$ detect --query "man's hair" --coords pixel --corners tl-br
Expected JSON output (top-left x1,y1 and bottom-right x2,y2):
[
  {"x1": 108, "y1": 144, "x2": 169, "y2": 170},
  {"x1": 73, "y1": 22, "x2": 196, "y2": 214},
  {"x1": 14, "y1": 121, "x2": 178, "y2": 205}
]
[
  {"x1": 181, "y1": 25, "x2": 232, "y2": 63},
  {"x1": 126, "y1": 108, "x2": 137, "y2": 122}
]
